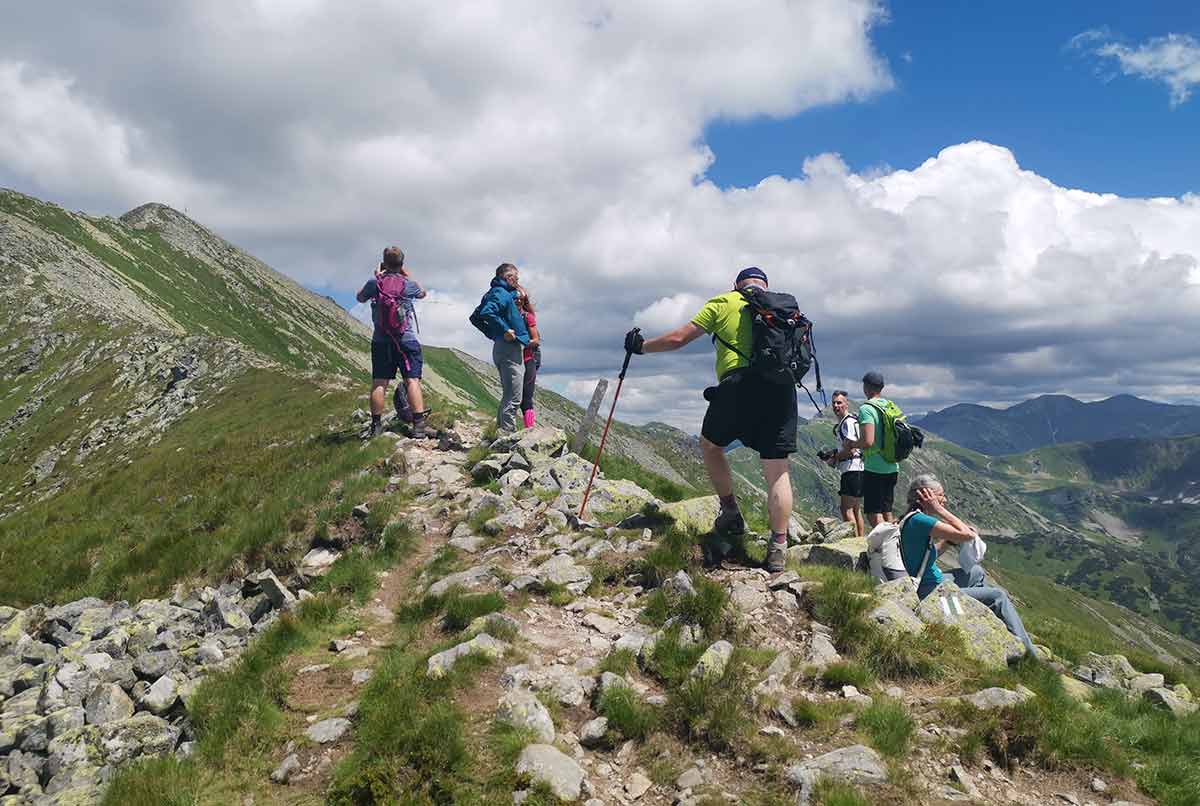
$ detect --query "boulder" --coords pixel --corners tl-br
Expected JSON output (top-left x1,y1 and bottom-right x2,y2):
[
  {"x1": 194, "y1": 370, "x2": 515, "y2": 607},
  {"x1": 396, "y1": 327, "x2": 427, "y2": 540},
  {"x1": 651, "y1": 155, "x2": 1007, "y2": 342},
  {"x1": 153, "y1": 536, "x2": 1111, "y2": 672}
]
[
  {"x1": 484, "y1": 508, "x2": 529, "y2": 535},
  {"x1": 728, "y1": 581, "x2": 769, "y2": 613},
  {"x1": 866, "y1": 577, "x2": 924, "y2": 636},
  {"x1": 99, "y1": 712, "x2": 180, "y2": 764},
  {"x1": 271, "y1": 753, "x2": 301, "y2": 784},
  {"x1": 801, "y1": 538, "x2": 869, "y2": 571},
  {"x1": 496, "y1": 690, "x2": 556, "y2": 743},
  {"x1": 448, "y1": 536, "x2": 488, "y2": 554},
  {"x1": 579, "y1": 716, "x2": 609, "y2": 748},
  {"x1": 915, "y1": 581, "x2": 1023, "y2": 669},
  {"x1": 785, "y1": 744, "x2": 888, "y2": 789},
  {"x1": 660, "y1": 496, "x2": 720, "y2": 535},
  {"x1": 802, "y1": 632, "x2": 842, "y2": 672},
  {"x1": 1127, "y1": 673, "x2": 1165, "y2": 694},
  {"x1": 471, "y1": 459, "x2": 506, "y2": 483},
  {"x1": 427, "y1": 565, "x2": 498, "y2": 598},
  {"x1": 204, "y1": 595, "x2": 252, "y2": 631},
  {"x1": 960, "y1": 686, "x2": 1035, "y2": 711},
  {"x1": 252, "y1": 570, "x2": 296, "y2": 609},
  {"x1": 534, "y1": 554, "x2": 593, "y2": 594},
  {"x1": 305, "y1": 717, "x2": 351, "y2": 744},
  {"x1": 691, "y1": 640, "x2": 734, "y2": 679},
  {"x1": 516, "y1": 743, "x2": 586, "y2": 802},
  {"x1": 427, "y1": 634, "x2": 508, "y2": 678},
  {"x1": 1143, "y1": 687, "x2": 1199, "y2": 717},
  {"x1": 1072, "y1": 653, "x2": 1137, "y2": 690},
  {"x1": 300, "y1": 547, "x2": 341, "y2": 577},
  {"x1": 84, "y1": 684, "x2": 134, "y2": 725}
]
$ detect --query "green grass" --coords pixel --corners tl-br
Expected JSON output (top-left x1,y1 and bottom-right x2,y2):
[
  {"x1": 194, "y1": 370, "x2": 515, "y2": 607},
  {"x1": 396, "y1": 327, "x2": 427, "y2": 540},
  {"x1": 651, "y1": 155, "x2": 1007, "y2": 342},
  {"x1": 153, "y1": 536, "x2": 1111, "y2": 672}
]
[
  {"x1": 948, "y1": 657, "x2": 1200, "y2": 806},
  {"x1": 313, "y1": 522, "x2": 413, "y2": 605},
  {"x1": 597, "y1": 685, "x2": 659, "y2": 741},
  {"x1": 0, "y1": 369, "x2": 389, "y2": 605},
  {"x1": 598, "y1": 648, "x2": 638, "y2": 676},
  {"x1": 443, "y1": 591, "x2": 506, "y2": 632},
  {"x1": 423, "y1": 346, "x2": 500, "y2": 412},
  {"x1": 666, "y1": 652, "x2": 756, "y2": 752},
  {"x1": 645, "y1": 626, "x2": 707, "y2": 687},
  {"x1": 637, "y1": 528, "x2": 696, "y2": 588},
  {"x1": 792, "y1": 698, "x2": 856, "y2": 731},
  {"x1": 820, "y1": 661, "x2": 875, "y2": 690},
  {"x1": 640, "y1": 576, "x2": 729, "y2": 638},
  {"x1": 577, "y1": 441, "x2": 692, "y2": 502},
  {"x1": 856, "y1": 698, "x2": 915, "y2": 757},
  {"x1": 813, "y1": 780, "x2": 872, "y2": 806}
]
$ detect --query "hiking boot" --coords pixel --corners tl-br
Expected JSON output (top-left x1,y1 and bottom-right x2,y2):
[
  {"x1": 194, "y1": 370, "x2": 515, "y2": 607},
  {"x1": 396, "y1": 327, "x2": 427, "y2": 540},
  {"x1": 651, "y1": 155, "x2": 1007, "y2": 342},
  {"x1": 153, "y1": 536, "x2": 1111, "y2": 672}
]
[
  {"x1": 410, "y1": 416, "x2": 429, "y2": 439},
  {"x1": 367, "y1": 419, "x2": 385, "y2": 439},
  {"x1": 712, "y1": 506, "x2": 745, "y2": 537},
  {"x1": 765, "y1": 539, "x2": 787, "y2": 573}
]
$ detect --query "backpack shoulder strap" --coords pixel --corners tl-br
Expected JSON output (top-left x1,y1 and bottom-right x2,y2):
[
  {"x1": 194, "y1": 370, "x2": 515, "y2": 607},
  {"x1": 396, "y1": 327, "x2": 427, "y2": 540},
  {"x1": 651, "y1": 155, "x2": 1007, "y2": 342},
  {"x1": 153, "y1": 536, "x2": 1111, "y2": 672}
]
[
  {"x1": 900, "y1": 511, "x2": 935, "y2": 582},
  {"x1": 710, "y1": 291, "x2": 753, "y2": 362}
]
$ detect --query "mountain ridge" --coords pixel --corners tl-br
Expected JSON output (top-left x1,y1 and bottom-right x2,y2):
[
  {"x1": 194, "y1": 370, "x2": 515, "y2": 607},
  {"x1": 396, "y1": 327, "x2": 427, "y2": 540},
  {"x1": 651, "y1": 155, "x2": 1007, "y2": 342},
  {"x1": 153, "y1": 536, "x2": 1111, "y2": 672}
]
[{"x1": 915, "y1": 393, "x2": 1200, "y2": 455}]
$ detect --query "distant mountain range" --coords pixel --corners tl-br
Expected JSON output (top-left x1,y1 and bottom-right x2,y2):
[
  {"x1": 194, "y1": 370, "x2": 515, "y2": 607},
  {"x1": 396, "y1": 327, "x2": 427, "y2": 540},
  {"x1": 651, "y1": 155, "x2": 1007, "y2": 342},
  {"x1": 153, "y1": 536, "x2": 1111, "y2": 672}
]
[{"x1": 914, "y1": 394, "x2": 1200, "y2": 455}]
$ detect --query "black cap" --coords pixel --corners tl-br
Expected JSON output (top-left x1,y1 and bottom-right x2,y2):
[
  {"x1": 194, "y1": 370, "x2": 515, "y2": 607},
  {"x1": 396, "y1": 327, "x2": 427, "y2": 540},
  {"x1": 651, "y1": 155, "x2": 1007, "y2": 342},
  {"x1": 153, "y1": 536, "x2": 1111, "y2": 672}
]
[
  {"x1": 862, "y1": 370, "x2": 885, "y2": 389},
  {"x1": 735, "y1": 266, "x2": 768, "y2": 286}
]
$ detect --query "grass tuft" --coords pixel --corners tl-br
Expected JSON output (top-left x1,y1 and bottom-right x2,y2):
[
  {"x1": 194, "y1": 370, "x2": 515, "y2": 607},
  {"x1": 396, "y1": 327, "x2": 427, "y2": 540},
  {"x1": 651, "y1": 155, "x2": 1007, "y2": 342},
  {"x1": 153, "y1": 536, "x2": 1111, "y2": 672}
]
[
  {"x1": 820, "y1": 661, "x2": 875, "y2": 690},
  {"x1": 597, "y1": 685, "x2": 659, "y2": 741},
  {"x1": 856, "y1": 698, "x2": 916, "y2": 757}
]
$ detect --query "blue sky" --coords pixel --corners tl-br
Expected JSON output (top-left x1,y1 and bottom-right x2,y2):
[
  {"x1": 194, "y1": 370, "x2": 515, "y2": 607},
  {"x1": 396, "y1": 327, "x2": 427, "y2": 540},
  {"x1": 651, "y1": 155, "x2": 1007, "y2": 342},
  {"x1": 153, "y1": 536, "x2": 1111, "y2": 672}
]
[{"x1": 705, "y1": 2, "x2": 1200, "y2": 199}]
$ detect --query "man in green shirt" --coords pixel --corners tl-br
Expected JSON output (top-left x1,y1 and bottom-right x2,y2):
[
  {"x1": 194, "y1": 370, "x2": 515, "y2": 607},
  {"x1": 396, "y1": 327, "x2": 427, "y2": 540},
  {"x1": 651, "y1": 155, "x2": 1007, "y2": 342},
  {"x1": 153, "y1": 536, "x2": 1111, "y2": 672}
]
[
  {"x1": 839, "y1": 370, "x2": 900, "y2": 525},
  {"x1": 623, "y1": 267, "x2": 798, "y2": 572}
]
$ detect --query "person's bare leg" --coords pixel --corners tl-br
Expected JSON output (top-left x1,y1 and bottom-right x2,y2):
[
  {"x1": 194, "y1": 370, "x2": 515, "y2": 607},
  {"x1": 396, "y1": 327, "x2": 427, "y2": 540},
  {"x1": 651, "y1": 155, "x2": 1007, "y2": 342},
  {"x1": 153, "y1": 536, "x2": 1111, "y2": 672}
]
[
  {"x1": 840, "y1": 496, "x2": 865, "y2": 536},
  {"x1": 406, "y1": 378, "x2": 425, "y2": 413},
  {"x1": 370, "y1": 380, "x2": 388, "y2": 416},
  {"x1": 763, "y1": 457, "x2": 792, "y2": 571},
  {"x1": 700, "y1": 437, "x2": 734, "y2": 497},
  {"x1": 867, "y1": 511, "x2": 886, "y2": 527},
  {"x1": 762, "y1": 459, "x2": 792, "y2": 535}
]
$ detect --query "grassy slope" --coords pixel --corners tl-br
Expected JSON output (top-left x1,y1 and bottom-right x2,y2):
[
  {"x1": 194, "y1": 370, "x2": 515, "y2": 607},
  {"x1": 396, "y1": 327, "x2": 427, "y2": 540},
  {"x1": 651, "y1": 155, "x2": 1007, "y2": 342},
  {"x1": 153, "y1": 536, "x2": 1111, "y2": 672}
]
[{"x1": 0, "y1": 369, "x2": 389, "y2": 604}]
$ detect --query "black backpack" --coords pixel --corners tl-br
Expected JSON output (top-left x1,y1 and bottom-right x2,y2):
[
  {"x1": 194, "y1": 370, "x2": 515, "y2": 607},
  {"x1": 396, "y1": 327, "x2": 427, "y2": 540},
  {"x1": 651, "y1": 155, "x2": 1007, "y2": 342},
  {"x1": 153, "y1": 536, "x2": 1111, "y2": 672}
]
[{"x1": 714, "y1": 286, "x2": 823, "y2": 407}]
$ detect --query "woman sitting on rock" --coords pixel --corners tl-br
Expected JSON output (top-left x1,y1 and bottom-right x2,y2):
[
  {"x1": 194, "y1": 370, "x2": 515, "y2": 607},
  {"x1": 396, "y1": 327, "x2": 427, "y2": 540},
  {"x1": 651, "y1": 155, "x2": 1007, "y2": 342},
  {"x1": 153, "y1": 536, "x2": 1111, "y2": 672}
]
[{"x1": 901, "y1": 473, "x2": 1037, "y2": 657}]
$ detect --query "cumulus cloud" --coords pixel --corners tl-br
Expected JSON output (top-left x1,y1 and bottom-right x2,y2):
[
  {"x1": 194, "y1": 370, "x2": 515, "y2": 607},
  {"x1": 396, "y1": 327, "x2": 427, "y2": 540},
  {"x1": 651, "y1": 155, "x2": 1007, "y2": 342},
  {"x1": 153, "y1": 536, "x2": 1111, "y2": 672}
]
[
  {"x1": 1073, "y1": 30, "x2": 1200, "y2": 106},
  {"x1": 0, "y1": 3, "x2": 1197, "y2": 430}
]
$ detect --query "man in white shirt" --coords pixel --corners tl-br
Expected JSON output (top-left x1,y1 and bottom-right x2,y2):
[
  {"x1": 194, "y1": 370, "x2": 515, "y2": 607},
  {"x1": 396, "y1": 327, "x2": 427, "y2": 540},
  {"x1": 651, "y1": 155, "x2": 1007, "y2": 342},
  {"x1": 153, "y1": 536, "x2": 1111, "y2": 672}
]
[{"x1": 826, "y1": 390, "x2": 865, "y2": 537}]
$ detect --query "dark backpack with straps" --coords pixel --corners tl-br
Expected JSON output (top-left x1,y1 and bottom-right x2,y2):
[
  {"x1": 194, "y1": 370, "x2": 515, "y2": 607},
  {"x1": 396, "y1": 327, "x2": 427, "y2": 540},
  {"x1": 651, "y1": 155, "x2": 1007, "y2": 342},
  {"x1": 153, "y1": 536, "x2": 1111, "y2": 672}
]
[{"x1": 713, "y1": 286, "x2": 822, "y2": 405}]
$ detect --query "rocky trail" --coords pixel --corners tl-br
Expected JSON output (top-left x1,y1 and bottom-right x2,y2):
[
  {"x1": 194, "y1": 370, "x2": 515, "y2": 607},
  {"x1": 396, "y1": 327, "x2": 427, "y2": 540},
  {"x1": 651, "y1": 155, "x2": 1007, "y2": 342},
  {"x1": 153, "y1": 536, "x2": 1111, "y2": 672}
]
[{"x1": 2, "y1": 423, "x2": 1194, "y2": 804}]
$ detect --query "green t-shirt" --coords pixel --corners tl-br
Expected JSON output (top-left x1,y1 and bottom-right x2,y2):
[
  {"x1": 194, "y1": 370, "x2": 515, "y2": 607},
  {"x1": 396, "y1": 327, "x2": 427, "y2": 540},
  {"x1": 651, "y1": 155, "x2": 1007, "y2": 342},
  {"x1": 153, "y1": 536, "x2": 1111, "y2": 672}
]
[
  {"x1": 691, "y1": 291, "x2": 751, "y2": 381},
  {"x1": 858, "y1": 398, "x2": 900, "y2": 474}
]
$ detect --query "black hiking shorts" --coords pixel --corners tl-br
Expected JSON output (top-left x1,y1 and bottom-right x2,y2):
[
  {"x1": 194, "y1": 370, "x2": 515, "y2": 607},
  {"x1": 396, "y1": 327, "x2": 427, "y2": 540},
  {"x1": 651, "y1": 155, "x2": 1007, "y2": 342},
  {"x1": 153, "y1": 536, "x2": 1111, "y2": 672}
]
[
  {"x1": 700, "y1": 369, "x2": 797, "y2": 460},
  {"x1": 862, "y1": 471, "x2": 898, "y2": 516},
  {"x1": 839, "y1": 470, "x2": 864, "y2": 498},
  {"x1": 371, "y1": 338, "x2": 423, "y2": 381}
]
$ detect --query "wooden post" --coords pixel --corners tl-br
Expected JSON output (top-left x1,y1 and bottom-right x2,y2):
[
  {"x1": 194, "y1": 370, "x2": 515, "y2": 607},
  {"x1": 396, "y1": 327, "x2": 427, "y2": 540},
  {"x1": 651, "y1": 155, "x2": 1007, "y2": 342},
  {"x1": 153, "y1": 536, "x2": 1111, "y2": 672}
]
[{"x1": 572, "y1": 379, "x2": 609, "y2": 455}]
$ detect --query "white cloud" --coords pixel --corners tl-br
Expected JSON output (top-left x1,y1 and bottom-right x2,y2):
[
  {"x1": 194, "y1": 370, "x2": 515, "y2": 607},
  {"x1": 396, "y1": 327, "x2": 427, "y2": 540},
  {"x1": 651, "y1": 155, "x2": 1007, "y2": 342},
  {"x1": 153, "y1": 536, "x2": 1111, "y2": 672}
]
[
  {"x1": 1, "y1": 4, "x2": 1198, "y2": 432},
  {"x1": 1073, "y1": 30, "x2": 1200, "y2": 106}
]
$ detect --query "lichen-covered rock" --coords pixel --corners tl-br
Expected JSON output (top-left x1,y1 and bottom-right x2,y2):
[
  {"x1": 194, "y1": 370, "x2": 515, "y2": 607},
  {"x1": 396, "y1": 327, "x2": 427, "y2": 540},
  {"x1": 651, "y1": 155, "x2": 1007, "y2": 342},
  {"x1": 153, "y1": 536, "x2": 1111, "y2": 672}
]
[
  {"x1": 305, "y1": 717, "x2": 351, "y2": 744},
  {"x1": 661, "y1": 496, "x2": 720, "y2": 535},
  {"x1": 516, "y1": 743, "x2": 586, "y2": 801},
  {"x1": 691, "y1": 640, "x2": 734, "y2": 678},
  {"x1": 252, "y1": 569, "x2": 296, "y2": 609},
  {"x1": 426, "y1": 634, "x2": 508, "y2": 678},
  {"x1": 801, "y1": 537, "x2": 869, "y2": 571},
  {"x1": 1073, "y1": 653, "x2": 1137, "y2": 690},
  {"x1": 495, "y1": 690, "x2": 555, "y2": 743},
  {"x1": 915, "y1": 581, "x2": 1023, "y2": 669},
  {"x1": 99, "y1": 712, "x2": 180, "y2": 764},
  {"x1": 84, "y1": 683, "x2": 134, "y2": 726}
]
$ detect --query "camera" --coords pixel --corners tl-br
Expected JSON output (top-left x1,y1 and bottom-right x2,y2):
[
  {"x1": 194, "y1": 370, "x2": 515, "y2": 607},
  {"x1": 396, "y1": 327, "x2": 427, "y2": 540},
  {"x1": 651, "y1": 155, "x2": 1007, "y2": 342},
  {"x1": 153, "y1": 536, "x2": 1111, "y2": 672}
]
[{"x1": 816, "y1": 448, "x2": 836, "y2": 462}]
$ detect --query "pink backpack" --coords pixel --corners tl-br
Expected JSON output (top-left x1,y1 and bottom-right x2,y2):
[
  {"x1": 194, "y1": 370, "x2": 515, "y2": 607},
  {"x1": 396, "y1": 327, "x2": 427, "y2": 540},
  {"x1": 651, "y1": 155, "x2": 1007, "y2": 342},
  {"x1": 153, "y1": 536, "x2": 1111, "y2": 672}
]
[{"x1": 376, "y1": 273, "x2": 409, "y2": 345}]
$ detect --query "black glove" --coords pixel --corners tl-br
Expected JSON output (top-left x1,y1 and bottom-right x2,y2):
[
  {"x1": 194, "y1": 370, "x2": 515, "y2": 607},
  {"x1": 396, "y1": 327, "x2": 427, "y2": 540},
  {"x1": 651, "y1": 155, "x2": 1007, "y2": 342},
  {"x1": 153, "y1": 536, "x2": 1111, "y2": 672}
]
[{"x1": 624, "y1": 328, "x2": 644, "y2": 355}]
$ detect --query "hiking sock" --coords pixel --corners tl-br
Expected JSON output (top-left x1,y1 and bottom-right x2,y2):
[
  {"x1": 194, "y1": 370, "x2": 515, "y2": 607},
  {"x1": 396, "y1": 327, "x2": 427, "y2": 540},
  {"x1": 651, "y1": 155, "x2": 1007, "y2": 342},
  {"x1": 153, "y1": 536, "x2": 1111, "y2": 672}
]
[
  {"x1": 718, "y1": 493, "x2": 738, "y2": 511},
  {"x1": 771, "y1": 531, "x2": 788, "y2": 547}
]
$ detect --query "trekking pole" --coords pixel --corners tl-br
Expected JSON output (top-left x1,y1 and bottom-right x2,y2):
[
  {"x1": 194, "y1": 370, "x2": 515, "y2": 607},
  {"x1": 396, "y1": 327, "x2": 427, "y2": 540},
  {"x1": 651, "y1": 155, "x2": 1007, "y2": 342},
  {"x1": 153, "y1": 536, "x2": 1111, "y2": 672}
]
[{"x1": 578, "y1": 345, "x2": 635, "y2": 519}]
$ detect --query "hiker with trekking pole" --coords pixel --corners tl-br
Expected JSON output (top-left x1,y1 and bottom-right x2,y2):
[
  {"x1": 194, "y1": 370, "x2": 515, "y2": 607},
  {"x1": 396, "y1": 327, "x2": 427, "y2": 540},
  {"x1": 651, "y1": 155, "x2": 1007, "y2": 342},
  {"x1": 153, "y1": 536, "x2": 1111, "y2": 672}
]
[{"x1": 613, "y1": 267, "x2": 821, "y2": 572}]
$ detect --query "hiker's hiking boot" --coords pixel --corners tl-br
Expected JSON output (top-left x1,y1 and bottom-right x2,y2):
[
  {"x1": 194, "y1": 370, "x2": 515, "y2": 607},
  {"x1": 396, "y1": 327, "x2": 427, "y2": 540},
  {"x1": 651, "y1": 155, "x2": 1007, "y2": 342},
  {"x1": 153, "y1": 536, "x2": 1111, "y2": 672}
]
[
  {"x1": 410, "y1": 417, "x2": 428, "y2": 439},
  {"x1": 367, "y1": 419, "x2": 385, "y2": 440},
  {"x1": 712, "y1": 506, "x2": 745, "y2": 537},
  {"x1": 765, "y1": 538, "x2": 787, "y2": 573}
]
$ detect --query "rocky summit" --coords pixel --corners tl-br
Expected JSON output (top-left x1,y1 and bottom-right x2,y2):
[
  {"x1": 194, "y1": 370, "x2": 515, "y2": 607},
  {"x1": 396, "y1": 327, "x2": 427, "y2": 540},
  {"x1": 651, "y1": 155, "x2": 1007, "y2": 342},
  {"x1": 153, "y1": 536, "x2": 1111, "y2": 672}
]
[{"x1": 1, "y1": 189, "x2": 1197, "y2": 805}]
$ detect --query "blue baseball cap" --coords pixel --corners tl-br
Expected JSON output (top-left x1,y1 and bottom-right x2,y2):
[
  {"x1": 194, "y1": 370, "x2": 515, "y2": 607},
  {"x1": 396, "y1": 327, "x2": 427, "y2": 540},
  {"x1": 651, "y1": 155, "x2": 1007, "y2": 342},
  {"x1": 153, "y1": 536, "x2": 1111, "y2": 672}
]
[{"x1": 735, "y1": 266, "x2": 768, "y2": 286}]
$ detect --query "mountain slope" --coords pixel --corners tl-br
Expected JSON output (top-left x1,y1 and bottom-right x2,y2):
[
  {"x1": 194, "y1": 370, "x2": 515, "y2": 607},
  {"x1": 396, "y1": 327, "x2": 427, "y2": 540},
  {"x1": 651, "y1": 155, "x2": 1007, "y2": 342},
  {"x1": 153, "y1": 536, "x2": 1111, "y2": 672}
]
[{"x1": 916, "y1": 394, "x2": 1200, "y2": 455}]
